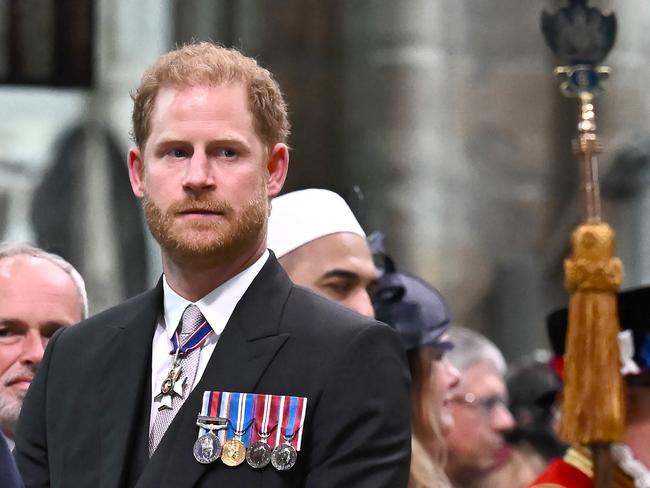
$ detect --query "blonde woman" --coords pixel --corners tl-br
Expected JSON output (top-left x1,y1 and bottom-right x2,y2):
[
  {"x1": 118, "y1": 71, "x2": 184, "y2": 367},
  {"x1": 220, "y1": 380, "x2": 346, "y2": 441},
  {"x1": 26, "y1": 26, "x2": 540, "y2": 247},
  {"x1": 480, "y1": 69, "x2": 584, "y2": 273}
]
[{"x1": 373, "y1": 256, "x2": 460, "y2": 488}]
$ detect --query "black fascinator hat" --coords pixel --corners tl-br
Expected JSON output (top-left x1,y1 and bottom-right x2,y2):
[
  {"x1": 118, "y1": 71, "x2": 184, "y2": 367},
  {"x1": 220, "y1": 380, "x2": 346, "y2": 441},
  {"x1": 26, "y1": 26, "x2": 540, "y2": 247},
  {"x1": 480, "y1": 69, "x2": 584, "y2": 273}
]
[{"x1": 369, "y1": 232, "x2": 453, "y2": 352}]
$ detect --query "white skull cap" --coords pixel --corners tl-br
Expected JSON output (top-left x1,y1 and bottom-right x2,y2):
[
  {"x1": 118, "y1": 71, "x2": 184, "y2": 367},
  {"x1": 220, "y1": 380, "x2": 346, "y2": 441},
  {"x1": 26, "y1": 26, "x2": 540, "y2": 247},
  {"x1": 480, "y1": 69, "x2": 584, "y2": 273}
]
[{"x1": 267, "y1": 188, "x2": 366, "y2": 258}]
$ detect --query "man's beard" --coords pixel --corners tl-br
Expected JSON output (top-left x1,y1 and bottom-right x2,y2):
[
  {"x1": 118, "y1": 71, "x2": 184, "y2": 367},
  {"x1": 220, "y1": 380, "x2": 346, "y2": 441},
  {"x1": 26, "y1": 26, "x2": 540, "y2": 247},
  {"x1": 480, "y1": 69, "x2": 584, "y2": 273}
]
[
  {"x1": 143, "y1": 185, "x2": 268, "y2": 268},
  {"x1": 0, "y1": 367, "x2": 34, "y2": 438},
  {"x1": 0, "y1": 394, "x2": 20, "y2": 438}
]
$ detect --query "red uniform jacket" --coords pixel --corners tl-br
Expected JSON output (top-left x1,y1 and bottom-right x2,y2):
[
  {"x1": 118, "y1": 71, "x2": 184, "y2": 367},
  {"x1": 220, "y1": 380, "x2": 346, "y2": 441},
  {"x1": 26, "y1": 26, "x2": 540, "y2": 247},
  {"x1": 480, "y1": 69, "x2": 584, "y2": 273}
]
[{"x1": 529, "y1": 446, "x2": 635, "y2": 488}]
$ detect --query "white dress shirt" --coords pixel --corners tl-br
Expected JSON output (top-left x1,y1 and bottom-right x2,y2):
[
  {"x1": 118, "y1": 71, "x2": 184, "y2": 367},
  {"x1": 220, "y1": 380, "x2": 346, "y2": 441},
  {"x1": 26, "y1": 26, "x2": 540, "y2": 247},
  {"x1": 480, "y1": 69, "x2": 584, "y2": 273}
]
[
  {"x1": 2, "y1": 432, "x2": 14, "y2": 451},
  {"x1": 149, "y1": 251, "x2": 269, "y2": 431}
]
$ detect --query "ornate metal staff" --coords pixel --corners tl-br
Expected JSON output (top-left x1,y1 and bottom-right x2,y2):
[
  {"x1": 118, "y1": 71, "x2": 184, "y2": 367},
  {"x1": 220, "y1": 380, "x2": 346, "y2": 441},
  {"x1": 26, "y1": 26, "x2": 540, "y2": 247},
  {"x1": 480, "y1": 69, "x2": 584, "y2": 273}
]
[{"x1": 541, "y1": 1, "x2": 624, "y2": 487}]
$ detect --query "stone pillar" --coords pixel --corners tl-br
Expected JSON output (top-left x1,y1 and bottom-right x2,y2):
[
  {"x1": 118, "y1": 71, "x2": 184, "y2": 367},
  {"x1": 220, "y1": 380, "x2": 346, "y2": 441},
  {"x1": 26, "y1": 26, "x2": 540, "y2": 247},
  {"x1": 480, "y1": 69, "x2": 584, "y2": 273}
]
[
  {"x1": 96, "y1": 0, "x2": 172, "y2": 151},
  {"x1": 232, "y1": 0, "x2": 345, "y2": 191},
  {"x1": 77, "y1": 0, "x2": 173, "y2": 310},
  {"x1": 339, "y1": 1, "x2": 559, "y2": 358},
  {"x1": 598, "y1": 0, "x2": 650, "y2": 288},
  {"x1": 340, "y1": 0, "x2": 457, "y2": 261}
]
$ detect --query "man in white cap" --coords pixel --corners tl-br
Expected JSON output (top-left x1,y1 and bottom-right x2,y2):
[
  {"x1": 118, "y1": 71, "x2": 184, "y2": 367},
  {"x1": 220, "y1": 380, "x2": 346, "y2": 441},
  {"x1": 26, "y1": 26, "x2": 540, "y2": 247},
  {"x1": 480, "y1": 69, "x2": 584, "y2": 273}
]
[{"x1": 268, "y1": 188, "x2": 377, "y2": 317}]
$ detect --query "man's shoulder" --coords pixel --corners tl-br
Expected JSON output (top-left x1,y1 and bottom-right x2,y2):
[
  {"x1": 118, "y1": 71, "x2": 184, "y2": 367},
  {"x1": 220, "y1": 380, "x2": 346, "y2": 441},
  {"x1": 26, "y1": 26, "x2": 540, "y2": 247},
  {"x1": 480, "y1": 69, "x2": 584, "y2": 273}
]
[
  {"x1": 286, "y1": 284, "x2": 369, "y2": 324},
  {"x1": 0, "y1": 435, "x2": 21, "y2": 488},
  {"x1": 58, "y1": 284, "x2": 161, "y2": 342},
  {"x1": 283, "y1": 284, "x2": 399, "y2": 343}
]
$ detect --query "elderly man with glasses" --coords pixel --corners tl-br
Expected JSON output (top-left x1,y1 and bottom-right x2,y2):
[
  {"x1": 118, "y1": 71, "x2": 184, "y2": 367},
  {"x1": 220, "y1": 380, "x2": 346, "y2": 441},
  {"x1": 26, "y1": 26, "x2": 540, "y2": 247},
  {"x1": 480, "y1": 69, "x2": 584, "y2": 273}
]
[{"x1": 444, "y1": 325, "x2": 515, "y2": 487}]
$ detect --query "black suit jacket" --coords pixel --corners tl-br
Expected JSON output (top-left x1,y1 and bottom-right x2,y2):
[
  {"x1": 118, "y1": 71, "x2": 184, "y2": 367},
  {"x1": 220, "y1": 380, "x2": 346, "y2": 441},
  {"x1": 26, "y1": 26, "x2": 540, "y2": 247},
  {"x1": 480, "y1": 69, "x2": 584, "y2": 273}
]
[
  {"x1": 1, "y1": 435, "x2": 22, "y2": 487},
  {"x1": 15, "y1": 255, "x2": 411, "y2": 487}
]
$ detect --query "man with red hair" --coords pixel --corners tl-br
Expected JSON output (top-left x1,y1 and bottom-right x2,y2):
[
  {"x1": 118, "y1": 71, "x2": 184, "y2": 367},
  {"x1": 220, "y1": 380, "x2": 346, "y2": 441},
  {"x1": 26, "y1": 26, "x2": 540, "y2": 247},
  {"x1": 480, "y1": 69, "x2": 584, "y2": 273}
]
[{"x1": 15, "y1": 42, "x2": 410, "y2": 488}]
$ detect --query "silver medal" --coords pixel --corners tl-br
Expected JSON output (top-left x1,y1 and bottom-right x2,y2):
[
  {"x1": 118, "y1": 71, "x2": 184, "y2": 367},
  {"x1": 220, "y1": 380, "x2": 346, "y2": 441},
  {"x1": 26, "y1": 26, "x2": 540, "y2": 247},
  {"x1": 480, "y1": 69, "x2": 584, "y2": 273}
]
[
  {"x1": 193, "y1": 432, "x2": 222, "y2": 464},
  {"x1": 154, "y1": 354, "x2": 185, "y2": 410},
  {"x1": 246, "y1": 441, "x2": 273, "y2": 469},
  {"x1": 271, "y1": 443, "x2": 297, "y2": 471}
]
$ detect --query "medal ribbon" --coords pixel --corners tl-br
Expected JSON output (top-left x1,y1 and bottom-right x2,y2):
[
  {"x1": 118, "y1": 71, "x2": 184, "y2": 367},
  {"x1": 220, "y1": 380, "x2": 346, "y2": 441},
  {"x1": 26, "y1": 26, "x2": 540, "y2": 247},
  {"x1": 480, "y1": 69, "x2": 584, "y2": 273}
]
[
  {"x1": 226, "y1": 392, "x2": 255, "y2": 441},
  {"x1": 273, "y1": 396, "x2": 287, "y2": 448},
  {"x1": 252, "y1": 394, "x2": 269, "y2": 444},
  {"x1": 268, "y1": 394, "x2": 282, "y2": 447},
  {"x1": 227, "y1": 392, "x2": 240, "y2": 440},
  {"x1": 209, "y1": 391, "x2": 221, "y2": 417},
  {"x1": 198, "y1": 391, "x2": 223, "y2": 437},
  {"x1": 217, "y1": 391, "x2": 232, "y2": 443},
  {"x1": 170, "y1": 319, "x2": 213, "y2": 355},
  {"x1": 292, "y1": 396, "x2": 307, "y2": 450},
  {"x1": 275, "y1": 395, "x2": 307, "y2": 451},
  {"x1": 238, "y1": 393, "x2": 255, "y2": 446},
  {"x1": 252, "y1": 394, "x2": 281, "y2": 446}
]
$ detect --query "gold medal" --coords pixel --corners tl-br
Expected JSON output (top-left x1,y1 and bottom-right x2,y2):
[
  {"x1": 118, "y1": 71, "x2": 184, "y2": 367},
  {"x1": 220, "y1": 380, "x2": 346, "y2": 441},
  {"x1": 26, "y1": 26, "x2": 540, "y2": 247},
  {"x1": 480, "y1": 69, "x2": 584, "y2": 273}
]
[{"x1": 221, "y1": 438, "x2": 246, "y2": 467}]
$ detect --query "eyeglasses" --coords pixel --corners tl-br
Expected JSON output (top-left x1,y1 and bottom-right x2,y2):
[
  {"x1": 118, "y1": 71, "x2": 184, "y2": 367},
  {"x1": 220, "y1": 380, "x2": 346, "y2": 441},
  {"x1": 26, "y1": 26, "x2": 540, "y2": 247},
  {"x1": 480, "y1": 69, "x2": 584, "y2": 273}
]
[{"x1": 450, "y1": 392, "x2": 509, "y2": 416}]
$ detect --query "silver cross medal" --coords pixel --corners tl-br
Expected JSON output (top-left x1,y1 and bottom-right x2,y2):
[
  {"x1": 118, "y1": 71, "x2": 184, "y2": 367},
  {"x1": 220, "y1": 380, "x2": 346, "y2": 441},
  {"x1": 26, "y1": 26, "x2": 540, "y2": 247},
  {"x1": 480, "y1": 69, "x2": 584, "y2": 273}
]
[{"x1": 154, "y1": 350, "x2": 186, "y2": 410}]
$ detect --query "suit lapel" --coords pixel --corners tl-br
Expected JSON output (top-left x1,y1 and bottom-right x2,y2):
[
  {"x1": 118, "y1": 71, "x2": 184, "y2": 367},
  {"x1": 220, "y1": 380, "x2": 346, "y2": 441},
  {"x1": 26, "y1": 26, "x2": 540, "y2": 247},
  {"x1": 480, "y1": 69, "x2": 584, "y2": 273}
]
[
  {"x1": 137, "y1": 256, "x2": 292, "y2": 488},
  {"x1": 98, "y1": 282, "x2": 162, "y2": 488}
]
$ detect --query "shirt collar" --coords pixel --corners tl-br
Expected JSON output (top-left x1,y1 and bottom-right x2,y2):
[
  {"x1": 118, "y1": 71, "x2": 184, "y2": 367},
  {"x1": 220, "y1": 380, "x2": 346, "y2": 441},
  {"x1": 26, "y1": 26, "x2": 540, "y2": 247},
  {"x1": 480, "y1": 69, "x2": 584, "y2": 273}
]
[
  {"x1": 2, "y1": 431, "x2": 14, "y2": 451},
  {"x1": 162, "y1": 250, "x2": 269, "y2": 340}
]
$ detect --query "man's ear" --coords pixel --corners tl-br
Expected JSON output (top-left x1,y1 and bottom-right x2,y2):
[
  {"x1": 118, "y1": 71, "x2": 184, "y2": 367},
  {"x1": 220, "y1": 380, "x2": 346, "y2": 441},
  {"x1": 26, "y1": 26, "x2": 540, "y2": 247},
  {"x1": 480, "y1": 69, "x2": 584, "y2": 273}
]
[
  {"x1": 127, "y1": 147, "x2": 145, "y2": 198},
  {"x1": 266, "y1": 143, "x2": 289, "y2": 198}
]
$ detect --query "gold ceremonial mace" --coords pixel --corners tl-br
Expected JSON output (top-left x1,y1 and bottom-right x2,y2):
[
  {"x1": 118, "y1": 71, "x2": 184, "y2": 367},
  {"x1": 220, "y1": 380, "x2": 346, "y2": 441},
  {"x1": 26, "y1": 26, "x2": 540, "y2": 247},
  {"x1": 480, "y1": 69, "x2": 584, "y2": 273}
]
[{"x1": 541, "y1": 2, "x2": 624, "y2": 487}]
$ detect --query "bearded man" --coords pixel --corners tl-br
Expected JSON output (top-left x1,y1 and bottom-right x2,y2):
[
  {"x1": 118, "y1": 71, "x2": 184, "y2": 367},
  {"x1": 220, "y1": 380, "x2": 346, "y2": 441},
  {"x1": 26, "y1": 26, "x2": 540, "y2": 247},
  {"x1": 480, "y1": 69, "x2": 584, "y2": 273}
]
[
  {"x1": 0, "y1": 242, "x2": 87, "y2": 450},
  {"x1": 14, "y1": 42, "x2": 411, "y2": 488}
]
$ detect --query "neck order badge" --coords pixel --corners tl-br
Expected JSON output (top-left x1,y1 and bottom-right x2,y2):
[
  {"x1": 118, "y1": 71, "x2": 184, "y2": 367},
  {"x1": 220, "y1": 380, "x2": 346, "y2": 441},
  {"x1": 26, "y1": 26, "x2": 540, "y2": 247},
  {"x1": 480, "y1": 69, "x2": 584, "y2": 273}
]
[
  {"x1": 155, "y1": 311, "x2": 213, "y2": 410},
  {"x1": 150, "y1": 306, "x2": 214, "y2": 456},
  {"x1": 194, "y1": 391, "x2": 308, "y2": 471}
]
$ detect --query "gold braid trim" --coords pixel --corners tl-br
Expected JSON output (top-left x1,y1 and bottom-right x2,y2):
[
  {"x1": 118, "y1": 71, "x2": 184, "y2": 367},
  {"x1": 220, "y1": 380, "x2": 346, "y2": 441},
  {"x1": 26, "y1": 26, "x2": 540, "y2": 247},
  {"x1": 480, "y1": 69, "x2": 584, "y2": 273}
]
[
  {"x1": 560, "y1": 446, "x2": 635, "y2": 487},
  {"x1": 563, "y1": 446, "x2": 594, "y2": 478}
]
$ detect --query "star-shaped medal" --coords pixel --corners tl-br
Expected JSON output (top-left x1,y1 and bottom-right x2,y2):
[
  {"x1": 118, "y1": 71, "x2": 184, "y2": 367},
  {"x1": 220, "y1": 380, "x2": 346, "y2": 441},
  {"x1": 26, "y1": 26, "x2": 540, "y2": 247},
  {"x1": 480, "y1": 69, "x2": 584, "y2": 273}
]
[{"x1": 154, "y1": 363, "x2": 186, "y2": 410}]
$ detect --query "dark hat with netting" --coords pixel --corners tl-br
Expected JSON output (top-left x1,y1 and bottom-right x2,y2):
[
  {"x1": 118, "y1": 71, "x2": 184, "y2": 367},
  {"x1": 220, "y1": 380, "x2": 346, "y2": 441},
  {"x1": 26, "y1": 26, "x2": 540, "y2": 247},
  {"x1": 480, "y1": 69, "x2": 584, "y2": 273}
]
[{"x1": 370, "y1": 235, "x2": 452, "y2": 352}]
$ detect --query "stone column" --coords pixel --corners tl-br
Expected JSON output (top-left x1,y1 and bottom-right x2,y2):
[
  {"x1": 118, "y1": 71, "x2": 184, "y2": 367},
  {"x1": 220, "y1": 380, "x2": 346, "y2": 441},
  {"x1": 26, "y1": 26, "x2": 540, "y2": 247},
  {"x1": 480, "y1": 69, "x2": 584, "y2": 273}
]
[
  {"x1": 77, "y1": 0, "x2": 173, "y2": 311},
  {"x1": 339, "y1": 1, "x2": 559, "y2": 358},
  {"x1": 598, "y1": 0, "x2": 650, "y2": 288}
]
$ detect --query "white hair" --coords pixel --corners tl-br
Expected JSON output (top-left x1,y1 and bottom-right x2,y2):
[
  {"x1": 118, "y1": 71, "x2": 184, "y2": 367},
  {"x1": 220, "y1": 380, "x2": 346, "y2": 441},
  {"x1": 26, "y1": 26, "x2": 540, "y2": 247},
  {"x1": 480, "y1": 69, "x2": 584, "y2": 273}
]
[
  {"x1": 0, "y1": 242, "x2": 88, "y2": 319},
  {"x1": 446, "y1": 325, "x2": 507, "y2": 376}
]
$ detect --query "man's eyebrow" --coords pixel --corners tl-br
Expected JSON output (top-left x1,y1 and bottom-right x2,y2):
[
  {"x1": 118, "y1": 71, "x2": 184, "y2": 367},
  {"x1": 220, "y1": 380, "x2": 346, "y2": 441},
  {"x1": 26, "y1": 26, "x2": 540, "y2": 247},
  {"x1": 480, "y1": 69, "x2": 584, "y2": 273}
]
[
  {"x1": 320, "y1": 269, "x2": 359, "y2": 280},
  {"x1": 0, "y1": 319, "x2": 27, "y2": 327},
  {"x1": 155, "y1": 135, "x2": 249, "y2": 147},
  {"x1": 41, "y1": 321, "x2": 73, "y2": 329},
  {"x1": 154, "y1": 138, "x2": 189, "y2": 147},
  {"x1": 0, "y1": 320, "x2": 72, "y2": 329}
]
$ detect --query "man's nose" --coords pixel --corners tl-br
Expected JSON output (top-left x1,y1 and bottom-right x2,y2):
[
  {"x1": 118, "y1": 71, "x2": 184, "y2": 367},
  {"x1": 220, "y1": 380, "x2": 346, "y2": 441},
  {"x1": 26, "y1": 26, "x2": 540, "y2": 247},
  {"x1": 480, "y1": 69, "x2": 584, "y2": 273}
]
[
  {"x1": 444, "y1": 360, "x2": 461, "y2": 389},
  {"x1": 350, "y1": 289, "x2": 375, "y2": 319},
  {"x1": 20, "y1": 330, "x2": 46, "y2": 366},
  {"x1": 492, "y1": 402, "x2": 515, "y2": 433},
  {"x1": 182, "y1": 153, "x2": 216, "y2": 192}
]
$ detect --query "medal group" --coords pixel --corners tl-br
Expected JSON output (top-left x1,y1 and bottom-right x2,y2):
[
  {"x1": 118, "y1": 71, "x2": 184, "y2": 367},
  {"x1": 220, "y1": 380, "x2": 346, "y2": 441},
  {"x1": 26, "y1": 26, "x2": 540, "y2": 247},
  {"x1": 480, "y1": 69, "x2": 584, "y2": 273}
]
[{"x1": 194, "y1": 391, "x2": 307, "y2": 472}]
